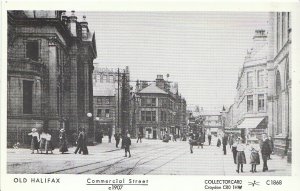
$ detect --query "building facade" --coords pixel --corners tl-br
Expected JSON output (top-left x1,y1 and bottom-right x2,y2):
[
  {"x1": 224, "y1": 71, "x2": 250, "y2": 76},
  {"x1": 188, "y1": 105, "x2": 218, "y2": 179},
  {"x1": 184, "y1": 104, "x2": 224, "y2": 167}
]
[
  {"x1": 92, "y1": 66, "x2": 130, "y2": 138},
  {"x1": 234, "y1": 30, "x2": 269, "y2": 142},
  {"x1": 267, "y1": 12, "x2": 291, "y2": 162},
  {"x1": 7, "y1": 11, "x2": 97, "y2": 147},
  {"x1": 135, "y1": 75, "x2": 187, "y2": 139}
]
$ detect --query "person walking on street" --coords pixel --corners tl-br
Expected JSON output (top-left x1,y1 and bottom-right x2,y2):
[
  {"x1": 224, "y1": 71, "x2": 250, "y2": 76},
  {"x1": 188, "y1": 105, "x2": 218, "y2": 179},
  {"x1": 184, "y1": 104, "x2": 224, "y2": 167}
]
[
  {"x1": 232, "y1": 138, "x2": 238, "y2": 164},
  {"x1": 123, "y1": 134, "x2": 131, "y2": 157},
  {"x1": 189, "y1": 133, "x2": 195, "y2": 154},
  {"x1": 74, "y1": 128, "x2": 84, "y2": 154},
  {"x1": 222, "y1": 133, "x2": 228, "y2": 155},
  {"x1": 45, "y1": 131, "x2": 53, "y2": 154},
  {"x1": 199, "y1": 132, "x2": 205, "y2": 149},
  {"x1": 81, "y1": 128, "x2": 89, "y2": 155},
  {"x1": 137, "y1": 132, "x2": 142, "y2": 143},
  {"x1": 207, "y1": 130, "x2": 212, "y2": 146},
  {"x1": 28, "y1": 128, "x2": 40, "y2": 154},
  {"x1": 261, "y1": 134, "x2": 271, "y2": 172},
  {"x1": 217, "y1": 134, "x2": 221, "y2": 147},
  {"x1": 114, "y1": 131, "x2": 121, "y2": 148},
  {"x1": 228, "y1": 133, "x2": 234, "y2": 149},
  {"x1": 39, "y1": 131, "x2": 47, "y2": 154},
  {"x1": 236, "y1": 137, "x2": 246, "y2": 173},
  {"x1": 268, "y1": 136, "x2": 274, "y2": 159},
  {"x1": 99, "y1": 130, "x2": 103, "y2": 144},
  {"x1": 249, "y1": 145, "x2": 260, "y2": 173},
  {"x1": 59, "y1": 128, "x2": 68, "y2": 154}
]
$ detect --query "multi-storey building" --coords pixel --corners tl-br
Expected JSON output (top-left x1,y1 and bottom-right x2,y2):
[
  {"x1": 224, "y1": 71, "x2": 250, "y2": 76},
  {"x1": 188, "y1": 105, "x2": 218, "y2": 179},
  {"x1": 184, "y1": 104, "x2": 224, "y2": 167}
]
[
  {"x1": 7, "y1": 11, "x2": 97, "y2": 147},
  {"x1": 267, "y1": 12, "x2": 291, "y2": 161},
  {"x1": 92, "y1": 66, "x2": 130, "y2": 138},
  {"x1": 234, "y1": 29, "x2": 269, "y2": 141},
  {"x1": 135, "y1": 75, "x2": 187, "y2": 139}
]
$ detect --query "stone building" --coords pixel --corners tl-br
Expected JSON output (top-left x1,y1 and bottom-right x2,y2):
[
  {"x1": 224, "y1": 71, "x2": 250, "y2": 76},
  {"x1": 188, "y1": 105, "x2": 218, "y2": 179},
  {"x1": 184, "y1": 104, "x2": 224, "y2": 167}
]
[
  {"x1": 234, "y1": 29, "x2": 269, "y2": 142},
  {"x1": 92, "y1": 66, "x2": 130, "y2": 139},
  {"x1": 135, "y1": 75, "x2": 187, "y2": 139},
  {"x1": 267, "y1": 12, "x2": 291, "y2": 162},
  {"x1": 7, "y1": 11, "x2": 97, "y2": 147}
]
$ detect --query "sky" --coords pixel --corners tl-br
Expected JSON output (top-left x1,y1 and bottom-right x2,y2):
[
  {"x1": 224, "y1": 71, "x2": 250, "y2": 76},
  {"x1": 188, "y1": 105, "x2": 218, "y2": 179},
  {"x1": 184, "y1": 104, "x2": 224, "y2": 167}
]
[{"x1": 75, "y1": 11, "x2": 270, "y2": 111}]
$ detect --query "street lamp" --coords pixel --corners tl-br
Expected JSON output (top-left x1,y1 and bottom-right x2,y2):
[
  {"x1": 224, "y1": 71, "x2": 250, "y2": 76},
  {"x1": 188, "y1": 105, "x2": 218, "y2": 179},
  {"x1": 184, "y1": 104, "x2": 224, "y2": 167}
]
[{"x1": 95, "y1": 117, "x2": 100, "y2": 143}]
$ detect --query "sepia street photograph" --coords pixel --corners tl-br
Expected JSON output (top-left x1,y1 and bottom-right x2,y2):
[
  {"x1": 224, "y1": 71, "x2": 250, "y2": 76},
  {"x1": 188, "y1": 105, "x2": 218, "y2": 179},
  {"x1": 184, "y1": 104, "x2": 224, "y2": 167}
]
[{"x1": 7, "y1": 10, "x2": 292, "y2": 175}]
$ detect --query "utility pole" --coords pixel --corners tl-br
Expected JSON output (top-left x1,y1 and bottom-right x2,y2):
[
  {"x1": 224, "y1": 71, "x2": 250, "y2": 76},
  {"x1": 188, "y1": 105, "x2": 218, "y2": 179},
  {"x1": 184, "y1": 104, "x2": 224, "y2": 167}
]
[{"x1": 117, "y1": 68, "x2": 120, "y2": 133}]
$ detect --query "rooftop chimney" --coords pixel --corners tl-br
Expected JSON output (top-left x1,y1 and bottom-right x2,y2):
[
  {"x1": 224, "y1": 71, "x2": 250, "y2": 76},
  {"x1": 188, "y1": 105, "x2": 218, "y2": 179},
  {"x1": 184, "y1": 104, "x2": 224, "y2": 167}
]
[
  {"x1": 80, "y1": 15, "x2": 88, "y2": 39},
  {"x1": 69, "y1": 10, "x2": 77, "y2": 37},
  {"x1": 156, "y1": 75, "x2": 165, "y2": 90}
]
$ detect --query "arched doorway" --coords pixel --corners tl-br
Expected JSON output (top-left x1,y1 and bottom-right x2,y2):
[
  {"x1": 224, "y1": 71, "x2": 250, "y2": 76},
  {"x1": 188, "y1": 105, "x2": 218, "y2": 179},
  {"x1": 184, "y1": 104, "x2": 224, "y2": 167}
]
[{"x1": 276, "y1": 71, "x2": 282, "y2": 135}]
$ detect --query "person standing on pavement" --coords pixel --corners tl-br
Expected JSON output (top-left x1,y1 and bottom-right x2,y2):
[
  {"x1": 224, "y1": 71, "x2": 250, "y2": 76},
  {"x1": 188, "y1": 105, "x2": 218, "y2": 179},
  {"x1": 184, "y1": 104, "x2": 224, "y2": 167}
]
[
  {"x1": 28, "y1": 128, "x2": 40, "y2": 154},
  {"x1": 217, "y1": 134, "x2": 221, "y2": 147},
  {"x1": 207, "y1": 129, "x2": 212, "y2": 146},
  {"x1": 114, "y1": 131, "x2": 121, "y2": 148},
  {"x1": 268, "y1": 136, "x2": 274, "y2": 159},
  {"x1": 228, "y1": 133, "x2": 234, "y2": 149},
  {"x1": 261, "y1": 134, "x2": 271, "y2": 172},
  {"x1": 81, "y1": 128, "x2": 89, "y2": 155},
  {"x1": 236, "y1": 137, "x2": 246, "y2": 173},
  {"x1": 199, "y1": 132, "x2": 205, "y2": 149},
  {"x1": 249, "y1": 145, "x2": 260, "y2": 173},
  {"x1": 99, "y1": 130, "x2": 103, "y2": 144},
  {"x1": 222, "y1": 133, "x2": 228, "y2": 155},
  {"x1": 59, "y1": 128, "x2": 68, "y2": 154},
  {"x1": 137, "y1": 132, "x2": 142, "y2": 143},
  {"x1": 45, "y1": 130, "x2": 53, "y2": 154},
  {"x1": 231, "y1": 138, "x2": 238, "y2": 164},
  {"x1": 39, "y1": 130, "x2": 47, "y2": 154},
  {"x1": 123, "y1": 133, "x2": 131, "y2": 157},
  {"x1": 74, "y1": 128, "x2": 84, "y2": 154},
  {"x1": 189, "y1": 133, "x2": 195, "y2": 154}
]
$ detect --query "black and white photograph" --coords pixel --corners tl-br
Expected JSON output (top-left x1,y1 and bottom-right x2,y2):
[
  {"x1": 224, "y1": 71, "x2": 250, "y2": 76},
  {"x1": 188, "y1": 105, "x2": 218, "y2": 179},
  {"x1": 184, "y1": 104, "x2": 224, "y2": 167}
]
[{"x1": 5, "y1": 10, "x2": 293, "y2": 177}]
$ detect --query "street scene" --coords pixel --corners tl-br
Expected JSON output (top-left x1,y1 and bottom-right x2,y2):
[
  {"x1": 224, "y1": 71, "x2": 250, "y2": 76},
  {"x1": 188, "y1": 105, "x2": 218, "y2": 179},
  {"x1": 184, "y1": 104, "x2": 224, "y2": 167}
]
[{"x1": 7, "y1": 11, "x2": 291, "y2": 175}]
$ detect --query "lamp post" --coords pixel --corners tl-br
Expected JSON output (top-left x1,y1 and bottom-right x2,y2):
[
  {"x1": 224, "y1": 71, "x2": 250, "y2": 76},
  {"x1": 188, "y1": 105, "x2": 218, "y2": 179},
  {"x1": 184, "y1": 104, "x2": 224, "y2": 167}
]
[
  {"x1": 95, "y1": 117, "x2": 100, "y2": 143},
  {"x1": 87, "y1": 112, "x2": 92, "y2": 139}
]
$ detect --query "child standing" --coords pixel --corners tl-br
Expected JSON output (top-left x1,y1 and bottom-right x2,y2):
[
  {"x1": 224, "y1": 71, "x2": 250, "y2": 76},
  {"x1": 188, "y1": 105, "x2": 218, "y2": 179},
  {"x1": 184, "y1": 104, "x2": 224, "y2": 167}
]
[
  {"x1": 28, "y1": 128, "x2": 40, "y2": 154},
  {"x1": 250, "y1": 145, "x2": 260, "y2": 173}
]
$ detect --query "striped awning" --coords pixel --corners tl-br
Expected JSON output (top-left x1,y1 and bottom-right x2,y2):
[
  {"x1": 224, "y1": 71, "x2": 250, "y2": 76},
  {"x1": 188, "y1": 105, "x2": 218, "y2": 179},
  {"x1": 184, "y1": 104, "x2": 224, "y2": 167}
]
[{"x1": 237, "y1": 117, "x2": 265, "y2": 129}]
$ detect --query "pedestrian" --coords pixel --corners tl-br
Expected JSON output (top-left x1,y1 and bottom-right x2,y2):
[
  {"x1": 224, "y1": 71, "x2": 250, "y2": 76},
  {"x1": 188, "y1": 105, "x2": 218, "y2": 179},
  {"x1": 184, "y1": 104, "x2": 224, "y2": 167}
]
[
  {"x1": 261, "y1": 134, "x2": 271, "y2": 172},
  {"x1": 228, "y1": 133, "x2": 234, "y2": 148},
  {"x1": 114, "y1": 131, "x2": 121, "y2": 148},
  {"x1": 232, "y1": 138, "x2": 238, "y2": 164},
  {"x1": 268, "y1": 136, "x2": 274, "y2": 159},
  {"x1": 207, "y1": 130, "x2": 212, "y2": 146},
  {"x1": 199, "y1": 132, "x2": 205, "y2": 149},
  {"x1": 173, "y1": 133, "x2": 177, "y2": 142},
  {"x1": 99, "y1": 130, "x2": 103, "y2": 144},
  {"x1": 249, "y1": 145, "x2": 260, "y2": 173},
  {"x1": 45, "y1": 131, "x2": 53, "y2": 154},
  {"x1": 108, "y1": 128, "x2": 112, "y2": 143},
  {"x1": 189, "y1": 133, "x2": 195, "y2": 154},
  {"x1": 28, "y1": 128, "x2": 40, "y2": 154},
  {"x1": 74, "y1": 128, "x2": 84, "y2": 154},
  {"x1": 81, "y1": 128, "x2": 89, "y2": 155},
  {"x1": 217, "y1": 134, "x2": 221, "y2": 147},
  {"x1": 39, "y1": 131, "x2": 47, "y2": 154},
  {"x1": 136, "y1": 132, "x2": 142, "y2": 143},
  {"x1": 236, "y1": 137, "x2": 246, "y2": 173},
  {"x1": 59, "y1": 128, "x2": 68, "y2": 154},
  {"x1": 123, "y1": 133, "x2": 131, "y2": 157},
  {"x1": 222, "y1": 133, "x2": 228, "y2": 155}
]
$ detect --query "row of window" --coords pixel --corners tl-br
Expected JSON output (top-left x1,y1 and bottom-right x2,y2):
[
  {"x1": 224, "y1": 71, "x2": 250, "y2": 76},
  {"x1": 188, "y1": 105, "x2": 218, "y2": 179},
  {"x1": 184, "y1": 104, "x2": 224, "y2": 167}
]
[
  {"x1": 94, "y1": 74, "x2": 117, "y2": 83},
  {"x1": 140, "y1": 97, "x2": 176, "y2": 110},
  {"x1": 247, "y1": 70, "x2": 265, "y2": 88},
  {"x1": 97, "y1": 109, "x2": 110, "y2": 118},
  {"x1": 247, "y1": 94, "x2": 265, "y2": 112},
  {"x1": 96, "y1": 97, "x2": 111, "y2": 105},
  {"x1": 141, "y1": 111, "x2": 156, "y2": 122}
]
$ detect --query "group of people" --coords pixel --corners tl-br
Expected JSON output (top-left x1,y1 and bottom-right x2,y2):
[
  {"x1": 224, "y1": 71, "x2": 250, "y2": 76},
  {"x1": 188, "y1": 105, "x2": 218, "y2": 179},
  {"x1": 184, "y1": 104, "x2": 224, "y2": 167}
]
[
  {"x1": 230, "y1": 133, "x2": 273, "y2": 173},
  {"x1": 28, "y1": 127, "x2": 69, "y2": 154},
  {"x1": 188, "y1": 132, "x2": 205, "y2": 153},
  {"x1": 113, "y1": 131, "x2": 132, "y2": 157}
]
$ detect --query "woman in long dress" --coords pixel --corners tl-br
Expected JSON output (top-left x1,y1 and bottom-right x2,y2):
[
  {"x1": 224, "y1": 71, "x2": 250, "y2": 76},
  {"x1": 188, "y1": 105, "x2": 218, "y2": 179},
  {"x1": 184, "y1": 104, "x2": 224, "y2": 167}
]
[
  {"x1": 28, "y1": 128, "x2": 40, "y2": 154},
  {"x1": 39, "y1": 131, "x2": 47, "y2": 154},
  {"x1": 45, "y1": 131, "x2": 54, "y2": 154},
  {"x1": 236, "y1": 137, "x2": 246, "y2": 173},
  {"x1": 59, "y1": 128, "x2": 68, "y2": 154}
]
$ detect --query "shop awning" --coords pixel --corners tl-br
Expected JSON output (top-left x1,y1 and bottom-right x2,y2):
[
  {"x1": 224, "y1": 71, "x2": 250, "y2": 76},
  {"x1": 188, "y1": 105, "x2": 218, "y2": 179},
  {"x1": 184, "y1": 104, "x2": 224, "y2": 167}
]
[{"x1": 237, "y1": 117, "x2": 266, "y2": 129}]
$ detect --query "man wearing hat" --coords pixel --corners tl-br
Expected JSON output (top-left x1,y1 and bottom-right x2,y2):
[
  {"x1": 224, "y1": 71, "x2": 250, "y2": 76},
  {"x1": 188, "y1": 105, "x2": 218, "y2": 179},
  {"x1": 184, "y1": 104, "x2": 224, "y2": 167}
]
[
  {"x1": 261, "y1": 134, "x2": 272, "y2": 172},
  {"x1": 28, "y1": 128, "x2": 40, "y2": 154}
]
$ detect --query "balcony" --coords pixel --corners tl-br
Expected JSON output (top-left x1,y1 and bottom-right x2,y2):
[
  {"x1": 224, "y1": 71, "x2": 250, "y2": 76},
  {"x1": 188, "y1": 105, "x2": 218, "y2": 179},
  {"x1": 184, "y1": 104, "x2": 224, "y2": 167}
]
[{"x1": 8, "y1": 58, "x2": 47, "y2": 77}]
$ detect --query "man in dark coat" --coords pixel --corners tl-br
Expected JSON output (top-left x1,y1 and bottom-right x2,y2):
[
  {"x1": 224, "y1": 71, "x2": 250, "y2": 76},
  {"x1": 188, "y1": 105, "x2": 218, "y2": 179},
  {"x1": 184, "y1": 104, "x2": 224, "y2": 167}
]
[
  {"x1": 123, "y1": 134, "x2": 131, "y2": 157},
  {"x1": 137, "y1": 132, "x2": 142, "y2": 143},
  {"x1": 268, "y1": 136, "x2": 274, "y2": 159},
  {"x1": 99, "y1": 130, "x2": 103, "y2": 144},
  {"x1": 81, "y1": 128, "x2": 89, "y2": 155},
  {"x1": 74, "y1": 128, "x2": 84, "y2": 154},
  {"x1": 207, "y1": 130, "x2": 212, "y2": 146},
  {"x1": 261, "y1": 134, "x2": 272, "y2": 172},
  {"x1": 114, "y1": 131, "x2": 121, "y2": 148},
  {"x1": 222, "y1": 133, "x2": 228, "y2": 155}
]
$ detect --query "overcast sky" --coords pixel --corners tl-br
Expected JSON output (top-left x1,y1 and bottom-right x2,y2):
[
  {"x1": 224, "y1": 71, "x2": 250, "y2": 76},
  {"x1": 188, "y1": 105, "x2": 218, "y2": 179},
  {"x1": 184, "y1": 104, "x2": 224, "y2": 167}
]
[{"x1": 75, "y1": 11, "x2": 270, "y2": 111}]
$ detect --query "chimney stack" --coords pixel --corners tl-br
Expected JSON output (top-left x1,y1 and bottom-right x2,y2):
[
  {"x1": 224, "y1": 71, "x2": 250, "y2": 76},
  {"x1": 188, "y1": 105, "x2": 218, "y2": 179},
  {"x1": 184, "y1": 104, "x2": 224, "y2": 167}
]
[
  {"x1": 80, "y1": 15, "x2": 88, "y2": 39},
  {"x1": 69, "y1": 10, "x2": 77, "y2": 37}
]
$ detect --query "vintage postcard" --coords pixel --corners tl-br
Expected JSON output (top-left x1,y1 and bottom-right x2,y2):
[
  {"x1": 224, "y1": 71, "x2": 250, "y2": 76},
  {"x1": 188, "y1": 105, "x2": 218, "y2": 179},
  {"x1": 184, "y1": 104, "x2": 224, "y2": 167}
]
[{"x1": 1, "y1": 1, "x2": 300, "y2": 191}]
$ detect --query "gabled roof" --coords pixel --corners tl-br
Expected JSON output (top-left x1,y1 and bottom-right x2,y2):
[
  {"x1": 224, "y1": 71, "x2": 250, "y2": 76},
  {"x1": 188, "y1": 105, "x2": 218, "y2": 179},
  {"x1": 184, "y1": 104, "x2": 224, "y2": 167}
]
[{"x1": 138, "y1": 83, "x2": 168, "y2": 94}]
